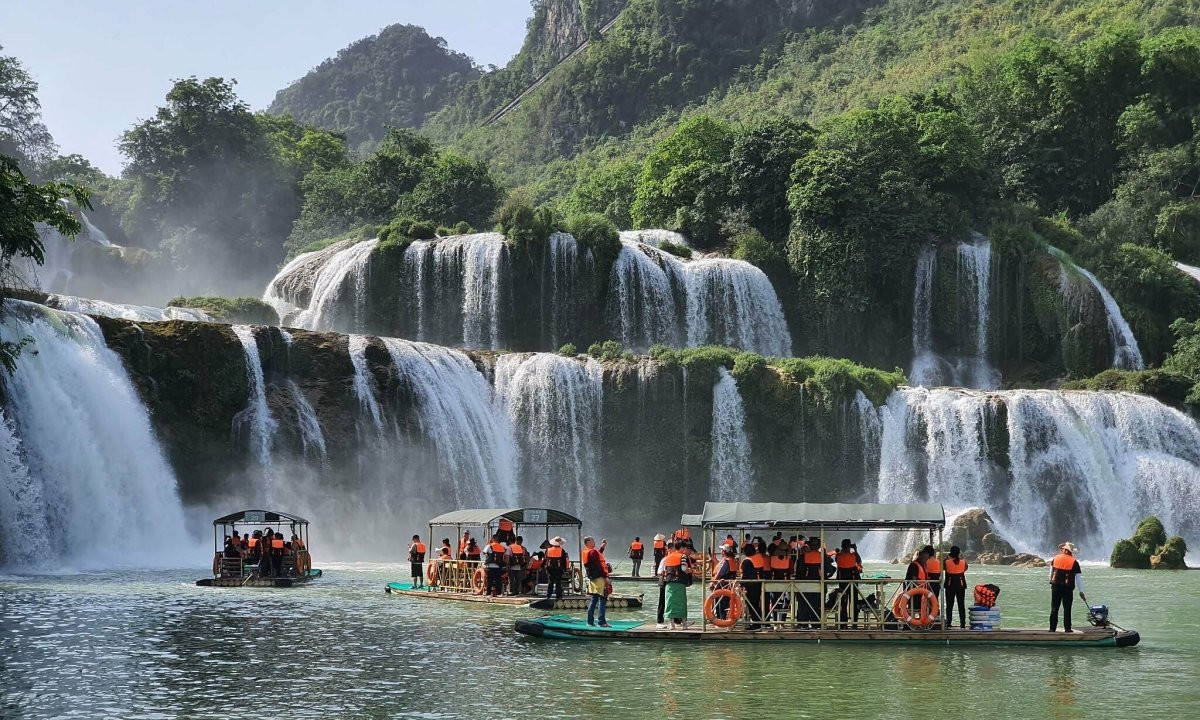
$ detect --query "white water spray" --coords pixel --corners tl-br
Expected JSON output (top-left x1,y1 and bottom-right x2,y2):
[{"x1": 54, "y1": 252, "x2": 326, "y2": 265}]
[{"x1": 710, "y1": 368, "x2": 754, "y2": 501}]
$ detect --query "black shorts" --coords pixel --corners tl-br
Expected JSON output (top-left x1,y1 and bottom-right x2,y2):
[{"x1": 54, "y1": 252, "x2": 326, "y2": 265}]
[{"x1": 411, "y1": 562, "x2": 423, "y2": 577}]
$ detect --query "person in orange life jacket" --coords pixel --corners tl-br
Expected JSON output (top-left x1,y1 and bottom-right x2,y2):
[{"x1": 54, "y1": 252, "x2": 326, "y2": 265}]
[
  {"x1": 629, "y1": 537, "x2": 645, "y2": 577},
  {"x1": 835, "y1": 538, "x2": 863, "y2": 626},
  {"x1": 905, "y1": 547, "x2": 930, "y2": 620},
  {"x1": 662, "y1": 542, "x2": 691, "y2": 629},
  {"x1": 765, "y1": 537, "x2": 792, "y2": 621},
  {"x1": 484, "y1": 534, "x2": 507, "y2": 597},
  {"x1": 943, "y1": 545, "x2": 969, "y2": 629},
  {"x1": 740, "y1": 544, "x2": 765, "y2": 630},
  {"x1": 709, "y1": 546, "x2": 738, "y2": 620},
  {"x1": 922, "y1": 544, "x2": 942, "y2": 599},
  {"x1": 269, "y1": 531, "x2": 287, "y2": 577},
  {"x1": 465, "y1": 538, "x2": 482, "y2": 562},
  {"x1": 651, "y1": 533, "x2": 667, "y2": 569},
  {"x1": 722, "y1": 534, "x2": 737, "y2": 554},
  {"x1": 544, "y1": 537, "x2": 569, "y2": 600},
  {"x1": 408, "y1": 534, "x2": 427, "y2": 588},
  {"x1": 582, "y1": 536, "x2": 610, "y2": 627},
  {"x1": 247, "y1": 530, "x2": 263, "y2": 564},
  {"x1": 506, "y1": 535, "x2": 528, "y2": 596},
  {"x1": 496, "y1": 517, "x2": 516, "y2": 544},
  {"x1": 458, "y1": 530, "x2": 472, "y2": 559},
  {"x1": 796, "y1": 537, "x2": 831, "y2": 627},
  {"x1": 431, "y1": 545, "x2": 451, "y2": 587},
  {"x1": 1049, "y1": 542, "x2": 1088, "y2": 632}
]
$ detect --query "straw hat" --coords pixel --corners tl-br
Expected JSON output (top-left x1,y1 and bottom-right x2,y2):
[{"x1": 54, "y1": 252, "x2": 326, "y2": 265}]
[
  {"x1": 550, "y1": 536, "x2": 564, "y2": 547},
  {"x1": 1060, "y1": 541, "x2": 1078, "y2": 555},
  {"x1": 653, "y1": 533, "x2": 665, "y2": 541}
]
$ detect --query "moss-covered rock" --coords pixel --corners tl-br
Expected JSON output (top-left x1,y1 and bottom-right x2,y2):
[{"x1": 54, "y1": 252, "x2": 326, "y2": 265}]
[
  {"x1": 1111, "y1": 517, "x2": 1187, "y2": 569},
  {"x1": 1109, "y1": 538, "x2": 1149, "y2": 569},
  {"x1": 168, "y1": 296, "x2": 278, "y2": 325},
  {"x1": 1062, "y1": 369, "x2": 1194, "y2": 410},
  {"x1": 1132, "y1": 516, "x2": 1168, "y2": 557},
  {"x1": 1151, "y1": 537, "x2": 1188, "y2": 570}
]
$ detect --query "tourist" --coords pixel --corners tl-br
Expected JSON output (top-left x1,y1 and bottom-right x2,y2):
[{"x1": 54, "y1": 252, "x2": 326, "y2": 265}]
[
  {"x1": 544, "y1": 536, "x2": 568, "y2": 600},
  {"x1": 740, "y1": 544, "x2": 764, "y2": 630},
  {"x1": 408, "y1": 534, "x2": 427, "y2": 588},
  {"x1": 798, "y1": 538, "x2": 828, "y2": 627},
  {"x1": 484, "y1": 534, "x2": 507, "y2": 597},
  {"x1": 269, "y1": 530, "x2": 286, "y2": 577},
  {"x1": 247, "y1": 530, "x2": 262, "y2": 565},
  {"x1": 465, "y1": 538, "x2": 482, "y2": 562},
  {"x1": 835, "y1": 539, "x2": 862, "y2": 627},
  {"x1": 583, "y1": 536, "x2": 610, "y2": 627},
  {"x1": 655, "y1": 546, "x2": 668, "y2": 628},
  {"x1": 459, "y1": 530, "x2": 472, "y2": 559},
  {"x1": 526, "y1": 551, "x2": 545, "y2": 593},
  {"x1": 1049, "y1": 541, "x2": 1088, "y2": 632},
  {"x1": 710, "y1": 546, "x2": 737, "y2": 620},
  {"x1": 628, "y1": 536, "x2": 644, "y2": 577},
  {"x1": 652, "y1": 533, "x2": 667, "y2": 570},
  {"x1": 662, "y1": 541, "x2": 691, "y2": 629},
  {"x1": 506, "y1": 535, "x2": 527, "y2": 596},
  {"x1": 923, "y1": 544, "x2": 942, "y2": 600},
  {"x1": 943, "y1": 545, "x2": 968, "y2": 629}
]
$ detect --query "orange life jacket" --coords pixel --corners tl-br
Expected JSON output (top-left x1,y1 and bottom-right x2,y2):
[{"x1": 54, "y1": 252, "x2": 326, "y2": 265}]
[
  {"x1": 486, "y1": 542, "x2": 506, "y2": 564},
  {"x1": 803, "y1": 549, "x2": 823, "y2": 565},
  {"x1": 945, "y1": 557, "x2": 966, "y2": 575},
  {"x1": 673, "y1": 528, "x2": 691, "y2": 542},
  {"x1": 925, "y1": 557, "x2": 942, "y2": 576},
  {"x1": 663, "y1": 550, "x2": 686, "y2": 582},
  {"x1": 769, "y1": 554, "x2": 790, "y2": 571},
  {"x1": 653, "y1": 539, "x2": 665, "y2": 550},
  {"x1": 545, "y1": 546, "x2": 566, "y2": 571},
  {"x1": 908, "y1": 561, "x2": 927, "y2": 582},
  {"x1": 629, "y1": 541, "x2": 643, "y2": 551},
  {"x1": 271, "y1": 538, "x2": 284, "y2": 551},
  {"x1": 509, "y1": 543, "x2": 526, "y2": 567},
  {"x1": 410, "y1": 542, "x2": 426, "y2": 562},
  {"x1": 498, "y1": 518, "x2": 514, "y2": 532},
  {"x1": 749, "y1": 553, "x2": 767, "y2": 570},
  {"x1": 1050, "y1": 553, "x2": 1077, "y2": 585},
  {"x1": 835, "y1": 550, "x2": 858, "y2": 570},
  {"x1": 247, "y1": 538, "x2": 259, "y2": 549},
  {"x1": 466, "y1": 545, "x2": 481, "y2": 559},
  {"x1": 527, "y1": 556, "x2": 543, "y2": 571}
]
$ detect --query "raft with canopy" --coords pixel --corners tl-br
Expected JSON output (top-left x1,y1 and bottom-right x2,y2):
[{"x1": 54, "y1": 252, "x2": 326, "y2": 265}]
[
  {"x1": 196, "y1": 509, "x2": 321, "y2": 587},
  {"x1": 384, "y1": 507, "x2": 642, "y2": 610},
  {"x1": 514, "y1": 501, "x2": 1139, "y2": 647}
]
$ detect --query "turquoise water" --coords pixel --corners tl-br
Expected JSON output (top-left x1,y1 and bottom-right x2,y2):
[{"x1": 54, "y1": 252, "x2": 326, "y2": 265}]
[{"x1": 0, "y1": 564, "x2": 1195, "y2": 719}]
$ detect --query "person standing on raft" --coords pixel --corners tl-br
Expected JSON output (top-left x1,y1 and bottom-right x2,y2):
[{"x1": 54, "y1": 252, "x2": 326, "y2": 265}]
[
  {"x1": 943, "y1": 545, "x2": 968, "y2": 628},
  {"x1": 662, "y1": 541, "x2": 692, "y2": 629},
  {"x1": 709, "y1": 545, "x2": 737, "y2": 620},
  {"x1": 544, "y1": 536, "x2": 568, "y2": 600},
  {"x1": 506, "y1": 535, "x2": 527, "y2": 596},
  {"x1": 1049, "y1": 542, "x2": 1087, "y2": 632},
  {"x1": 628, "y1": 537, "x2": 644, "y2": 577},
  {"x1": 408, "y1": 534, "x2": 427, "y2": 588},
  {"x1": 583, "y1": 536, "x2": 610, "y2": 627},
  {"x1": 652, "y1": 533, "x2": 667, "y2": 570}
]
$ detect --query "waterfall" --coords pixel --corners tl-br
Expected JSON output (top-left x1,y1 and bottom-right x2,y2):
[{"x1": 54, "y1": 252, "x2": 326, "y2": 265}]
[
  {"x1": 288, "y1": 239, "x2": 379, "y2": 331},
  {"x1": 619, "y1": 229, "x2": 691, "y2": 249},
  {"x1": 910, "y1": 240, "x2": 999, "y2": 389},
  {"x1": 287, "y1": 381, "x2": 327, "y2": 461},
  {"x1": 608, "y1": 237, "x2": 791, "y2": 355},
  {"x1": 1177, "y1": 261, "x2": 1200, "y2": 284},
  {"x1": 1052, "y1": 247, "x2": 1144, "y2": 370},
  {"x1": 875, "y1": 386, "x2": 1200, "y2": 559},
  {"x1": 348, "y1": 334, "x2": 385, "y2": 434},
  {"x1": 495, "y1": 352, "x2": 602, "y2": 517},
  {"x1": 21, "y1": 209, "x2": 117, "y2": 293},
  {"x1": 684, "y1": 258, "x2": 792, "y2": 356},
  {"x1": 0, "y1": 301, "x2": 189, "y2": 569},
  {"x1": 47, "y1": 294, "x2": 215, "y2": 322},
  {"x1": 382, "y1": 338, "x2": 518, "y2": 507},
  {"x1": 709, "y1": 368, "x2": 754, "y2": 501},
  {"x1": 231, "y1": 325, "x2": 277, "y2": 468},
  {"x1": 545, "y1": 232, "x2": 590, "y2": 349},
  {"x1": 263, "y1": 242, "x2": 349, "y2": 324},
  {"x1": 403, "y1": 234, "x2": 507, "y2": 349}
]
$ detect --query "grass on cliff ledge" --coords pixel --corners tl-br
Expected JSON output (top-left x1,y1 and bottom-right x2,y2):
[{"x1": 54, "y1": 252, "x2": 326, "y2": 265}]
[{"x1": 168, "y1": 296, "x2": 278, "y2": 325}]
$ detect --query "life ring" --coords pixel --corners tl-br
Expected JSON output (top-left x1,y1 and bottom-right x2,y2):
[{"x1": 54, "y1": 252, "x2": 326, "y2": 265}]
[
  {"x1": 893, "y1": 587, "x2": 940, "y2": 628},
  {"x1": 573, "y1": 566, "x2": 584, "y2": 593},
  {"x1": 427, "y1": 561, "x2": 438, "y2": 584},
  {"x1": 294, "y1": 552, "x2": 311, "y2": 574},
  {"x1": 703, "y1": 588, "x2": 743, "y2": 628},
  {"x1": 212, "y1": 553, "x2": 221, "y2": 577},
  {"x1": 472, "y1": 567, "x2": 485, "y2": 594}
]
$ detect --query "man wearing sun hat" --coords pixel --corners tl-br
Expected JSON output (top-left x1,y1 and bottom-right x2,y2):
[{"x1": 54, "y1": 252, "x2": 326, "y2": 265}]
[{"x1": 1049, "y1": 541, "x2": 1088, "y2": 632}]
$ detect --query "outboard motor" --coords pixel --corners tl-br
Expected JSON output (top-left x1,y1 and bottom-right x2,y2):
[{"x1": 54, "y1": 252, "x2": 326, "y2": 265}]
[{"x1": 1087, "y1": 605, "x2": 1110, "y2": 627}]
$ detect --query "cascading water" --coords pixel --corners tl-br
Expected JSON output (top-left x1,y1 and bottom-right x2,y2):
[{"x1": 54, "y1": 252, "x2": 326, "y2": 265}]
[
  {"x1": 48, "y1": 294, "x2": 215, "y2": 322},
  {"x1": 288, "y1": 381, "x2": 327, "y2": 461},
  {"x1": 909, "y1": 245, "x2": 938, "y2": 386},
  {"x1": 875, "y1": 386, "x2": 1200, "y2": 559},
  {"x1": 288, "y1": 239, "x2": 379, "y2": 331},
  {"x1": 607, "y1": 239, "x2": 680, "y2": 351},
  {"x1": 0, "y1": 301, "x2": 189, "y2": 569},
  {"x1": 619, "y1": 229, "x2": 691, "y2": 249},
  {"x1": 544, "y1": 232, "x2": 591, "y2": 349},
  {"x1": 1177, "y1": 262, "x2": 1200, "y2": 284},
  {"x1": 382, "y1": 338, "x2": 518, "y2": 507},
  {"x1": 348, "y1": 334, "x2": 385, "y2": 435},
  {"x1": 231, "y1": 325, "x2": 278, "y2": 470},
  {"x1": 495, "y1": 352, "x2": 602, "y2": 517},
  {"x1": 709, "y1": 368, "x2": 754, "y2": 501},
  {"x1": 403, "y1": 234, "x2": 508, "y2": 349},
  {"x1": 1052, "y1": 247, "x2": 1144, "y2": 370}
]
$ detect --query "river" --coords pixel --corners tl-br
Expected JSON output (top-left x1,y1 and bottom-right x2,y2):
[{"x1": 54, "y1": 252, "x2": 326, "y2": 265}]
[{"x1": 0, "y1": 564, "x2": 1195, "y2": 719}]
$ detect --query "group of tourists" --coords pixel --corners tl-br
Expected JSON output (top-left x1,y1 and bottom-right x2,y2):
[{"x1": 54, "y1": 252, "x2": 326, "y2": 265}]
[{"x1": 221, "y1": 528, "x2": 307, "y2": 577}]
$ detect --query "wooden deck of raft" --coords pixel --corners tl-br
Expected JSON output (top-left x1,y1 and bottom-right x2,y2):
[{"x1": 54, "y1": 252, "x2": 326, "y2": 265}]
[{"x1": 384, "y1": 582, "x2": 643, "y2": 609}]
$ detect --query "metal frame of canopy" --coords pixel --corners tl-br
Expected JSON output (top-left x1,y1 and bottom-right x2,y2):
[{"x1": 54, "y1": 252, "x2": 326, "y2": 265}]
[
  {"x1": 697, "y1": 501, "x2": 946, "y2": 632},
  {"x1": 426, "y1": 508, "x2": 584, "y2": 593}
]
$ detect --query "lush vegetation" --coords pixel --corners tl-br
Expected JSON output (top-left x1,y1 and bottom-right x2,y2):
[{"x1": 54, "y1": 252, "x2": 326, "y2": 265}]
[
  {"x1": 268, "y1": 24, "x2": 480, "y2": 153},
  {"x1": 1110, "y1": 516, "x2": 1189, "y2": 569},
  {"x1": 166, "y1": 296, "x2": 279, "y2": 325}
]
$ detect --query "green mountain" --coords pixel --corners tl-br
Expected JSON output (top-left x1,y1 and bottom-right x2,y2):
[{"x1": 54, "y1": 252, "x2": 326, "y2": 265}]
[{"x1": 267, "y1": 24, "x2": 480, "y2": 153}]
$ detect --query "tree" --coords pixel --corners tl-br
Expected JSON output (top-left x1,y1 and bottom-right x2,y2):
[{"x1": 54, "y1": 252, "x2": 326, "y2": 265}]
[
  {"x1": 0, "y1": 154, "x2": 88, "y2": 370},
  {"x1": 564, "y1": 158, "x2": 639, "y2": 228},
  {"x1": 632, "y1": 116, "x2": 736, "y2": 247},
  {"x1": 0, "y1": 48, "x2": 55, "y2": 165},
  {"x1": 399, "y1": 153, "x2": 499, "y2": 228},
  {"x1": 727, "y1": 117, "x2": 815, "y2": 244}
]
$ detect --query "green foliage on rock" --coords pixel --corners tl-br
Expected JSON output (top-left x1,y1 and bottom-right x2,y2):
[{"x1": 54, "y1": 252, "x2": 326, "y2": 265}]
[
  {"x1": 563, "y1": 158, "x2": 639, "y2": 228},
  {"x1": 1112, "y1": 516, "x2": 1189, "y2": 569},
  {"x1": 565, "y1": 211, "x2": 620, "y2": 278},
  {"x1": 1163, "y1": 318, "x2": 1200, "y2": 404},
  {"x1": 1110, "y1": 538, "x2": 1149, "y2": 569},
  {"x1": 1062, "y1": 368, "x2": 1194, "y2": 407},
  {"x1": 557, "y1": 343, "x2": 577, "y2": 356},
  {"x1": 167, "y1": 296, "x2": 278, "y2": 325},
  {"x1": 586, "y1": 340, "x2": 628, "y2": 362},
  {"x1": 496, "y1": 195, "x2": 562, "y2": 254}
]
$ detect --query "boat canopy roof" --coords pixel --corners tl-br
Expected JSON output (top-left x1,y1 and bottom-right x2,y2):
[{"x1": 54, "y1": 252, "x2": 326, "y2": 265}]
[
  {"x1": 680, "y1": 513, "x2": 702, "y2": 527},
  {"x1": 213, "y1": 509, "x2": 309, "y2": 526},
  {"x1": 428, "y1": 508, "x2": 582, "y2": 528},
  {"x1": 700, "y1": 502, "x2": 945, "y2": 530}
]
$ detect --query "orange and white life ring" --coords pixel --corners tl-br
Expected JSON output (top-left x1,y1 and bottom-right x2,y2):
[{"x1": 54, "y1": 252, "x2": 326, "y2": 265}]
[
  {"x1": 472, "y1": 567, "x2": 485, "y2": 594},
  {"x1": 427, "y1": 561, "x2": 438, "y2": 584},
  {"x1": 893, "y1": 587, "x2": 940, "y2": 628},
  {"x1": 294, "y1": 552, "x2": 311, "y2": 574},
  {"x1": 703, "y1": 588, "x2": 743, "y2": 628},
  {"x1": 212, "y1": 553, "x2": 221, "y2": 577}
]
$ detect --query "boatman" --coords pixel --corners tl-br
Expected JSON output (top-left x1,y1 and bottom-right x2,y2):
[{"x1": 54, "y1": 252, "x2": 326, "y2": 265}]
[
  {"x1": 506, "y1": 535, "x2": 527, "y2": 596},
  {"x1": 408, "y1": 534, "x2": 427, "y2": 588},
  {"x1": 1049, "y1": 541, "x2": 1088, "y2": 632},
  {"x1": 652, "y1": 533, "x2": 667, "y2": 570},
  {"x1": 544, "y1": 536, "x2": 569, "y2": 600},
  {"x1": 629, "y1": 537, "x2": 645, "y2": 577},
  {"x1": 484, "y1": 534, "x2": 507, "y2": 597}
]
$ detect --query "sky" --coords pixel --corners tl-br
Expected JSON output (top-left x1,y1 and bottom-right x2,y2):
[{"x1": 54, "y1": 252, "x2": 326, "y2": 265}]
[{"x1": 0, "y1": 0, "x2": 532, "y2": 174}]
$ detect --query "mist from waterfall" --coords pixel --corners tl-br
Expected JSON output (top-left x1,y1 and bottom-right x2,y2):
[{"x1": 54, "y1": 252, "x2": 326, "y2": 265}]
[{"x1": 0, "y1": 301, "x2": 190, "y2": 570}]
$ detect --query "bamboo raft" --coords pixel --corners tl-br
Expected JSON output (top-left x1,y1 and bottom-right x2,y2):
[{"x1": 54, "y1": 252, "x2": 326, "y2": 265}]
[
  {"x1": 198, "y1": 569, "x2": 323, "y2": 588},
  {"x1": 514, "y1": 616, "x2": 1141, "y2": 647},
  {"x1": 384, "y1": 582, "x2": 643, "y2": 609}
]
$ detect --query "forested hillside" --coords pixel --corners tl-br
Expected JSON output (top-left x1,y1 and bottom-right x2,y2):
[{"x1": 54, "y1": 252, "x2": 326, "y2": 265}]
[{"x1": 268, "y1": 24, "x2": 480, "y2": 153}]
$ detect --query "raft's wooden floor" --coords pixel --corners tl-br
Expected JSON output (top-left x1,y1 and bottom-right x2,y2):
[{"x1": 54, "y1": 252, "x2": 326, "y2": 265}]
[
  {"x1": 608, "y1": 575, "x2": 658, "y2": 583},
  {"x1": 196, "y1": 569, "x2": 322, "y2": 588},
  {"x1": 385, "y1": 582, "x2": 643, "y2": 609},
  {"x1": 515, "y1": 616, "x2": 1139, "y2": 647}
]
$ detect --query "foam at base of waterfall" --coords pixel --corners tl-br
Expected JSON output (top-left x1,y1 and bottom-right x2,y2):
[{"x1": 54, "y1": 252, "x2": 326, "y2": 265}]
[
  {"x1": 710, "y1": 368, "x2": 754, "y2": 500},
  {"x1": 0, "y1": 301, "x2": 190, "y2": 570},
  {"x1": 494, "y1": 352, "x2": 601, "y2": 517},
  {"x1": 875, "y1": 386, "x2": 1200, "y2": 561}
]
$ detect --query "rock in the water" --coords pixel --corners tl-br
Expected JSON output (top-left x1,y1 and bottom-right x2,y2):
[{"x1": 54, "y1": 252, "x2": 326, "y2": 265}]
[
  {"x1": 948, "y1": 508, "x2": 1018, "y2": 560},
  {"x1": 1110, "y1": 538, "x2": 1149, "y2": 569},
  {"x1": 1111, "y1": 516, "x2": 1188, "y2": 569},
  {"x1": 982, "y1": 532, "x2": 1016, "y2": 556},
  {"x1": 1150, "y1": 536, "x2": 1189, "y2": 569},
  {"x1": 1009, "y1": 553, "x2": 1047, "y2": 568}
]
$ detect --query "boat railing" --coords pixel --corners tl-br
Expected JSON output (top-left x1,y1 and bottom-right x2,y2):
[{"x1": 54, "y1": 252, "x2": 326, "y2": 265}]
[
  {"x1": 712, "y1": 577, "x2": 933, "y2": 630},
  {"x1": 428, "y1": 558, "x2": 588, "y2": 595},
  {"x1": 212, "y1": 550, "x2": 312, "y2": 580}
]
